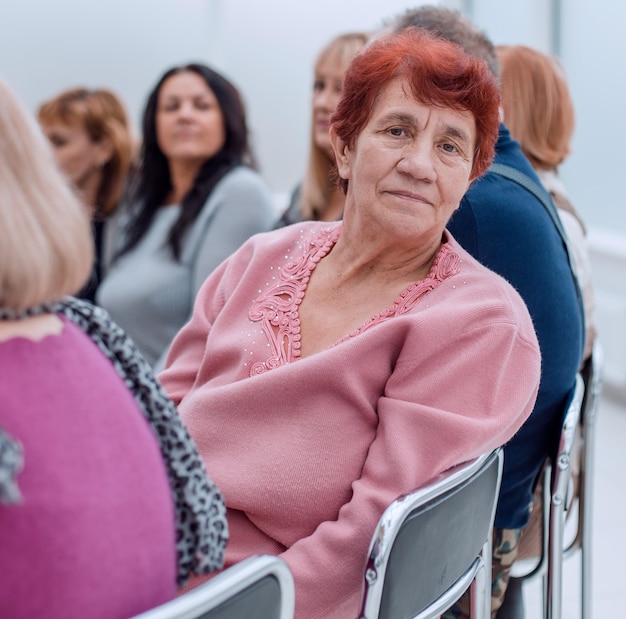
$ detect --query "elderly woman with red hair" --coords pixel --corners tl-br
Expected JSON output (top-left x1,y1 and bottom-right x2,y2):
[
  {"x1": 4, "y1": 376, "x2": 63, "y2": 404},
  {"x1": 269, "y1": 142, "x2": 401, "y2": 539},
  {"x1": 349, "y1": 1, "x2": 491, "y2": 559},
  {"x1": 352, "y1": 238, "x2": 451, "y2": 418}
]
[{"x1": 159, "y1": 28, "x2": 541, "y2": 619}]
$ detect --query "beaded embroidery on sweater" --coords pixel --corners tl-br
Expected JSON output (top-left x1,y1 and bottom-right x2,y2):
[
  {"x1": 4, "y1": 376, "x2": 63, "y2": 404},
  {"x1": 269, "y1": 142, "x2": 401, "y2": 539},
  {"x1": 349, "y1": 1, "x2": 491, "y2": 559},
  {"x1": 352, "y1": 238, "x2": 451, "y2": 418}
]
[{"x1": 248, "y1": 225, "x2": 461, "y2": 376}]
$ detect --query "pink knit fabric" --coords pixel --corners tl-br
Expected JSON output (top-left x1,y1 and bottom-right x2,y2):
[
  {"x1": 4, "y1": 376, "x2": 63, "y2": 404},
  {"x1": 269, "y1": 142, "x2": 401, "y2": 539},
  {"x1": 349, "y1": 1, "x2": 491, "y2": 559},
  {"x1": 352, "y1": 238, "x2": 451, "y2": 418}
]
[
  {"x1": 160, "y1": 222, "x2": 541, "y2": 619},
  {"x1": 0, "y1": 319, "x2": 177, "y2": 618}
]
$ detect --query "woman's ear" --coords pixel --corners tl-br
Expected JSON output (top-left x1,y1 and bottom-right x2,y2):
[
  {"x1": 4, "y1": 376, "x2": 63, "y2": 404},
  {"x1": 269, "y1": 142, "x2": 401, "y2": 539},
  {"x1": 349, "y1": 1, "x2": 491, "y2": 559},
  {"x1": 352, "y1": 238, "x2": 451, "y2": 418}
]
[
  {"x1": 467, "y1": 147, "x2": 481, "y2": 185},
  {"x1": 95, "y1": 136, "x2": 114, "y2": 167},
  {"x1": 329, "y1": 126, "x2": 351, "y2": 182}
]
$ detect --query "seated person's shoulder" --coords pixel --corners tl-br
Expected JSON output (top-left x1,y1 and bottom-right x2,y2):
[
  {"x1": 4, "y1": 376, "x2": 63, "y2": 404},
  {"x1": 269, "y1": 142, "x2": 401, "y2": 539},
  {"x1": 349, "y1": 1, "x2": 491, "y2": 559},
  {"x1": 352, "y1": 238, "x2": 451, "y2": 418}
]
[
  {"x1": 452, "y1": 160, "x2": 561, "y2": 252},
  {"x1": 218, "y1": 165, "x2": 269, "y2": 193}
]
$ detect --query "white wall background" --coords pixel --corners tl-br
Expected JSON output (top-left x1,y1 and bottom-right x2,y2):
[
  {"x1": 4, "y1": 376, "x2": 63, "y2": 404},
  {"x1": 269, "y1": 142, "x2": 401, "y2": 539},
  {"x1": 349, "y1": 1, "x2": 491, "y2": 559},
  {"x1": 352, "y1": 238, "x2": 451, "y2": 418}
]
[
  {"x1": 1, "y1": 0, "x2": 623, "y2": 229},
  {"x1": 1, "y1": 0, "x2": 625, "y2": 389},
  {"x1": 1, "y1": 0, "x2": 460, "y2": 209},
  {"x1": 470, "y1": 0, "x2": 626, "y2": 233},
  {"x1": 468, "y1": 0, "x2": 626, "y2": 395}
]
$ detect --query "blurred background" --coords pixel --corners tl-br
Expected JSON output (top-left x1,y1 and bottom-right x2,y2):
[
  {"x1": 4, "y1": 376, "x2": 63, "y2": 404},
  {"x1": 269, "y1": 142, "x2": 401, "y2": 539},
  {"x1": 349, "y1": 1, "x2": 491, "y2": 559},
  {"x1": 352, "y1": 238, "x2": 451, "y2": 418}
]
[{"x1": 1, "y1": 0, "x2": 625, "y2": 397}]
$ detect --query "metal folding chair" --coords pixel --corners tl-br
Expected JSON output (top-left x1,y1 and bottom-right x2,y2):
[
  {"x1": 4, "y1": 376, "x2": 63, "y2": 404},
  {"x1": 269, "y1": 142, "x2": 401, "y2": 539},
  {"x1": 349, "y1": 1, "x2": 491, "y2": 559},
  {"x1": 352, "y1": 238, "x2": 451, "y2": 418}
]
[
  {"x1": 131, "y1": 555, "x2": 295, "y2": 619},
  {"x1": 508, "y1": 371, "x2": 587, "y2": 619},
  {"x1": 563, "y1": 341, "x2": 604, "y2": 619},
  {"x1": 358, "y1": 449, "x2": 503, "y2": 619}
]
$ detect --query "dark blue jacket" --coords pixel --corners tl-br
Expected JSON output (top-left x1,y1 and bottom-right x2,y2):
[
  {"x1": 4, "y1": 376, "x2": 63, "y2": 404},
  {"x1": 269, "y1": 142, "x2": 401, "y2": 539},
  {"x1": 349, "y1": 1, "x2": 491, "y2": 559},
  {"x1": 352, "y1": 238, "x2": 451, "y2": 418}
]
[{"x1": 447, "y1": 125, "x2": 583, "y2": 528}]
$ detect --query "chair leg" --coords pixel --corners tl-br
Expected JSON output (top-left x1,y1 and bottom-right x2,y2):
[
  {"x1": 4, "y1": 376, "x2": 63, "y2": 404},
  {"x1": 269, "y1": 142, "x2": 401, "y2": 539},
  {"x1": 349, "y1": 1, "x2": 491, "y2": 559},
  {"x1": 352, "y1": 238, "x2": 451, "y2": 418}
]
[
  {"x1": 481, "y1": 535, "x2": 493, "y2": 618},
  {"x1": 581, "y1": 433, "x2": 595, "y2": 619},
  {"x1": 581, "y1": 543, "x2": 592, "y2": 619},
  {"x1": 546, "y1": 493, "x2": 566, "y2": 619},
  {"x1": 468, "y1": 563, "x2": 482, "y2": 619}
]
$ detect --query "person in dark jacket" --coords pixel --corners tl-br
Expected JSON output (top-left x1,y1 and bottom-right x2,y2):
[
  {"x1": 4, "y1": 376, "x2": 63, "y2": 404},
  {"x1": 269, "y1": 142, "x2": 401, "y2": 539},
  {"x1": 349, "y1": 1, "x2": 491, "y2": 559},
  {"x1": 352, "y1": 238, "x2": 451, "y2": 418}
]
[{"x1": 388, "y1": 7, "x2": 583, "y2": 617}]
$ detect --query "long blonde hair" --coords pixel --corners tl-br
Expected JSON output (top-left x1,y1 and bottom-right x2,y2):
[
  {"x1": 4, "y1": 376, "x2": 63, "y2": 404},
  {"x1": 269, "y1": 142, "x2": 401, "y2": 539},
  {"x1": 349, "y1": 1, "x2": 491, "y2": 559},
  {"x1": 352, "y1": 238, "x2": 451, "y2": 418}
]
[
  {"x1": 299, "y1": 32, "x2": 369, "y2": 220},
  {"x1": 0, "y1": 80, "x2": 94, "y2": 312}
]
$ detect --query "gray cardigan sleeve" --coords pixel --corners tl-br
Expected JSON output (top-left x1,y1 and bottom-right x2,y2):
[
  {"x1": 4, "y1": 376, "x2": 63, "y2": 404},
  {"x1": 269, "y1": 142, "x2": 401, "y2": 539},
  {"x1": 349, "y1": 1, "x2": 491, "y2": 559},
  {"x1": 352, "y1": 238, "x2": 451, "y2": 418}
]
[
  {"x1": 188, "y1": 166, "x2": 276, "y2": 300},
  {"x1": 153, "y1": 167, "x2": 276, "y2": 372}
]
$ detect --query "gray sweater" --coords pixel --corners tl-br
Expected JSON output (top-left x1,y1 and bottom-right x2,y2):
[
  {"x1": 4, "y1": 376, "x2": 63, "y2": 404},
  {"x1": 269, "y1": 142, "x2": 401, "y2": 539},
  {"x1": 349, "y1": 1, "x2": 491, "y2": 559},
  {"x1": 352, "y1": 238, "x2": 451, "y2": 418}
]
[{"x1": 97, "y1": 166, "x2": 276, "y2": 367}]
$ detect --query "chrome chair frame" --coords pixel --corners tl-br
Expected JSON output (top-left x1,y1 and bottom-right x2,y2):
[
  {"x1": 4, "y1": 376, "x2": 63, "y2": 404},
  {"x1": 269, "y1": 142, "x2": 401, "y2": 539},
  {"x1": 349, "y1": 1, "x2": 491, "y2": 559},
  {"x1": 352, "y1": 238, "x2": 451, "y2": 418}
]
[
  {"x1": 510, "y1": 371, "x2": 586, "y2": 619},
  {"x1": 131, "y1": 554, "x2": 295, "y2": 619},
  {"x1": 358, "y1": 449, "x2": 503, "y2": 619},
  {"x1": 563, "y1": 341, "x2": 604, "y2": 619}
]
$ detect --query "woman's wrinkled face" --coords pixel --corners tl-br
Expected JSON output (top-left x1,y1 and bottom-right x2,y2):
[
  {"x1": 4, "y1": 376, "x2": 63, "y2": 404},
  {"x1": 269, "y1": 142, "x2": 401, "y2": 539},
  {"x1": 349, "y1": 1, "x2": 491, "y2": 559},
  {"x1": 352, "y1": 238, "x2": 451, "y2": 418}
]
[
  {"x1": 332, "y1": 77, "x2": 476, "y2": 245},
  {"x1": 156, "y1": 71, "x2": 226, "y2": 168},
  {"x1": 311, "y1": 56, "x2": 349, "y2": 156},
  {"x1": 41, "y1": 121, "x2": 110, "y2": 190}
]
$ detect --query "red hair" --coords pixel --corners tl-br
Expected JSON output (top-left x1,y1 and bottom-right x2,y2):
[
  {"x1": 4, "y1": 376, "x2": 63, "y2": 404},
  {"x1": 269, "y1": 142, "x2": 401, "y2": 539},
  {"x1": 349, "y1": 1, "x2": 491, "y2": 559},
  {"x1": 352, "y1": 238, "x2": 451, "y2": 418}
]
[
  {"x1": 332, "y1": 28, "x2": 500, "y2": 179},
  {"x1": 497, "y1": 45, "x2": 574, "y2": 170},
  {"x1": 38, "y1": 88, "x2": 134, "y2": 217}
]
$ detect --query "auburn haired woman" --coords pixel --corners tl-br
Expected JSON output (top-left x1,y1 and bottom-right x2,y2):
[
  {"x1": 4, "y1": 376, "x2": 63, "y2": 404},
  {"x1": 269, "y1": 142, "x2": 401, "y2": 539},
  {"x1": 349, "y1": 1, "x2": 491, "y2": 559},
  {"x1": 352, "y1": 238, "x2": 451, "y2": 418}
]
[
  {"x1": 497, "y1": 44, "x2": 596, "y2": 360},
  {"x1": 38, "y1": 87, "x2": 135, "y2": 302}
]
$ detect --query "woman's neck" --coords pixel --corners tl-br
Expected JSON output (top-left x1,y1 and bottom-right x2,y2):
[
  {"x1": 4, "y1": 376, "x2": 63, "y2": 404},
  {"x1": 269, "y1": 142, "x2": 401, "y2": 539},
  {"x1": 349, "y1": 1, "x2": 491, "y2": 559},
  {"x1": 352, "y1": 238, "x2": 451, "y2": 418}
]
[
  {"x1": 0, "y1": 314, "x2": 63, "y2": 343},
  {"x1": 77, "y1": 168, "x2": 103, "y2": 211},
  {"x1": 328, "y1": 239, "x2": 440, "y2": 290},
  {"x1": 165, "y1": 160, "x2": 203, "y2": 205},
  {"x1": 315, "y1": 186, "x2": 345, "y2": 222}
]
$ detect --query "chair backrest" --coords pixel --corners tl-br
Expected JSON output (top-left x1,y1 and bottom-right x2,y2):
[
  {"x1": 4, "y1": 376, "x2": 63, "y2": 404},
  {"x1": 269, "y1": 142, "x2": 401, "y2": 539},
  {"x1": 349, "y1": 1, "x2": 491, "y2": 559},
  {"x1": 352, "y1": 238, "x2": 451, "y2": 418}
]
[
  {"x1": 563, "y1": 341, "x2": 604, "y2": 619},
  {"x1": 565, "y1": 339, "x2": 604, "y2": 557},
  {"x1": 579, "y1": 339, "x2": 604, "y2": 441},
  {"x1": 131, "y1": 555, "x2": 295, "y2": 619},
  {"x1": 358, "y1": 449, "x2": 503, "y2": 619},
  {"x1": 551, "y1": 373, "x2": 585, "y2": 517},
  {"x1": 513, "y1": 372, "x2": 586, "y2": 579}
]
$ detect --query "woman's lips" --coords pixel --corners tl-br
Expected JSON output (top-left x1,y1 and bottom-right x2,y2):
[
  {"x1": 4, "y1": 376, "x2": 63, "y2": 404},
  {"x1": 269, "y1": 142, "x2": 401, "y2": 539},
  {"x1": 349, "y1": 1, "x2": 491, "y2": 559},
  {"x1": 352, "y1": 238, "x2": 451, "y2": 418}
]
[{"x1": 386, "y1": 190, "x2": 433, "y2": 206}]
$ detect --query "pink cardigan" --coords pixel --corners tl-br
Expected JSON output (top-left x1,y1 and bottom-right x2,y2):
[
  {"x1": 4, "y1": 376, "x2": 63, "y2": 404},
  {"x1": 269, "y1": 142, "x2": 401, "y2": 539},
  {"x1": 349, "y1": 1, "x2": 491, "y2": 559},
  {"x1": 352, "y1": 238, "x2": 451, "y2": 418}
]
[{"x1": 160, "y1": 222, "x2": 540, "y2": 619}]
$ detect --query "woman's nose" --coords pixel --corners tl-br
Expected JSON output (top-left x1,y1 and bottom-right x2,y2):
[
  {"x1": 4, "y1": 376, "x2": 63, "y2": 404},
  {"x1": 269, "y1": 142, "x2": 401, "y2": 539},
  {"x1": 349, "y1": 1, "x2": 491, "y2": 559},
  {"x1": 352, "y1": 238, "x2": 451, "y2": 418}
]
[
  {"x1": 176, "y1": 101, "x2": 195, "y2": 120},
  {"x1": 396, "y1": 142, "x2": 437, "y2": 181},
  {"x1": 313, "y1": 87, "x2": 334, "y2": 111}
]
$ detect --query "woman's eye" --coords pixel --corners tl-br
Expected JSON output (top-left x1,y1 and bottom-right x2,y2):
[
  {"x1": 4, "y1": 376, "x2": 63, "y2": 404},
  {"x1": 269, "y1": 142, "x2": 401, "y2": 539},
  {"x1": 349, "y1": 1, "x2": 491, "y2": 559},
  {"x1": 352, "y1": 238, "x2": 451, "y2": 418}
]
[
  {"x1": 441, "y1": 142, "x2": 458, "y2": 153},
  {"x1": 313, "y1": 79, "x2": 325, "y2": 92},
  {"x1": 195, "y1": 100, "x2": 211, "y2": 110},
  {"x1": 49, "y1": 136, "x2": 66, "y2": 147},
  {"x1": 388, "y1": 127, "x2": 405, "y2": 137}
]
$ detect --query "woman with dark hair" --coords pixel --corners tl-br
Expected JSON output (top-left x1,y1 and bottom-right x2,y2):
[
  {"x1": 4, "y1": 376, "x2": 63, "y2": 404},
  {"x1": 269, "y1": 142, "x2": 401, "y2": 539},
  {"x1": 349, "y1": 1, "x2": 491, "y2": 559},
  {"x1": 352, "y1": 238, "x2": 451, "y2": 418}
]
[
  {"x1": 98, "y1": 63, "x2": 275, "y2": 367},
  {"x1": 159, "y1": 30, "x2": 541, "y2": 618}
]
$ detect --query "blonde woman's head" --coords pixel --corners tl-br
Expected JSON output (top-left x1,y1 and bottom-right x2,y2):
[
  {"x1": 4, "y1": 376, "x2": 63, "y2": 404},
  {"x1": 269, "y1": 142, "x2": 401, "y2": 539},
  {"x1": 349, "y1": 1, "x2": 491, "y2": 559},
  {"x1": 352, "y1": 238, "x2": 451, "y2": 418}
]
[
  {"x1": 301, "y1": 31, "x2": 370, "y2": 220},
  {"x1": 0, "y1": 79, "x2": 94, "y2": 312}
]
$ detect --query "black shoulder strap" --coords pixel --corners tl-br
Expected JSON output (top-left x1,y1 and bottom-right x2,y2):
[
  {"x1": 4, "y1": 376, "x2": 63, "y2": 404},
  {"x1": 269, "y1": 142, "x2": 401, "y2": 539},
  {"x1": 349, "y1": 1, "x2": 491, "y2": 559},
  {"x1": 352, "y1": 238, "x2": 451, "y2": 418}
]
[
  {"x1": 489, "y1": 162, "x2": 585, "y2": 355},
  {"x1": 489, "y1": 163, "x2": 568, "y2": 242}
]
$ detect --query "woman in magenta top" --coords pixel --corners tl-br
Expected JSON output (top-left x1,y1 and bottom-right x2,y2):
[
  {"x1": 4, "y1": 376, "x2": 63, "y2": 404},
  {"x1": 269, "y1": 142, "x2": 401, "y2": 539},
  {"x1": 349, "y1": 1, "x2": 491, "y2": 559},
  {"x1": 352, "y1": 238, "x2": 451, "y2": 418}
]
[
  {"x1": 160, "y1": 29, "x2": 542, "y2": 619},
  {"x1": 0, "y1": 79, "x2": 227, "y2": 619},
  {"x1": 0, "y1": 321, "x2": 177, "y2": 618}
]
